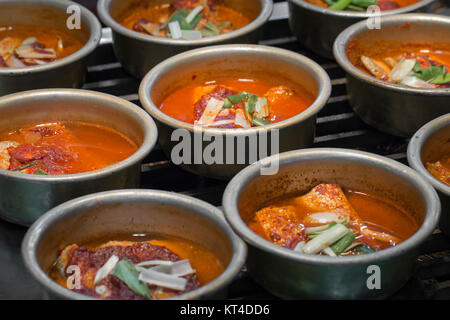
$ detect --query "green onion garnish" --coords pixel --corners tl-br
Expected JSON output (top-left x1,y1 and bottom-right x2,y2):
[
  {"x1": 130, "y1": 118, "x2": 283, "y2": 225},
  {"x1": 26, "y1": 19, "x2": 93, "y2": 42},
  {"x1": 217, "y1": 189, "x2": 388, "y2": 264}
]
[
  {"x1": 251, "y1": 118, "x2": 271, "y2": 126},
  {"x1": 356, "y1": 245, "x2": 375, "y2": 254},
  {"x1": 329, "y1": 0, "x2": 353, "y2": 10},
  {"x1": 111, "y1": 258, "x2": 152, "y2": 299},
  {"x1": 185, "y1": 6, "x2": 203, "y2": 24},
  {"x1": 330, "y1": 230, "x2": 355, "y2": 255},
  {"x1": 14, "y1": 162, "x2": 40, "y2": 172},
  {"x1": 34, "y1": 169, "x2": 49, "y2": 175}
]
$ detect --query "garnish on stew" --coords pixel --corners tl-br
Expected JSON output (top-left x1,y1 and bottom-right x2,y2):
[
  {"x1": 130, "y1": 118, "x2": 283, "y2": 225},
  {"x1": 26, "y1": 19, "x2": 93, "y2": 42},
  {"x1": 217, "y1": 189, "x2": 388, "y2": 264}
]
[
  {"x1": 159, "y1": 79, "x2": 314, "y2": 129},
  {"x1": 346, "y1": 40, "x2": 450, "y2": 89},
  {"x1": 248, "y1": 183, "x2": 418, "y2": 255},
  {"x1": 426, "y1": 155, "x2": 450, "y2": 186},
  {"x1": 118, "y1": 0, "x2": 252, "y2": 40},
  {"x1": 0, "y1": 25, "x2": 84, "y2": 68},
  {"x1": 0, "y1": 122, "x2": 138, "y2": 175},
  {"x1": 50, "y1": 238, "x2": 224, "y2": 300},
  {"x1": 304, "y1": 0, "x2": 420, "y2": 11}
]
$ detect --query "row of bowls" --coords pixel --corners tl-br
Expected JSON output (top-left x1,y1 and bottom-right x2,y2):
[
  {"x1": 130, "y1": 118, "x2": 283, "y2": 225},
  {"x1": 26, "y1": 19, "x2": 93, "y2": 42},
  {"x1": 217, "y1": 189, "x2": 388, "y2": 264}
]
[
  {"x1": 0, "y1": 0, "x2": 448, "y2": 300},
  {"x1": 21, "y1": 144, "x2": 445, "y2": 300},
  {"x1": 0, "y1": 0, "x2": 448, "y2": 138}
]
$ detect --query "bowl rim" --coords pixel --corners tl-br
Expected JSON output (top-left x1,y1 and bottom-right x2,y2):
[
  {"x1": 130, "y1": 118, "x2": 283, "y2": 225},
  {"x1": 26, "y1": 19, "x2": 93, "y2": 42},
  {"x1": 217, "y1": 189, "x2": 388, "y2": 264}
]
[
  {"x1": 333, "y1": 13, "x2": 450, "y2": 95},
  {"x1": 0, "y1": 0, "x2": 102, "y2": 75},
  {"x1": 407, "y1": 113, "x2": 450, "y2": 195},
  {"x1": 21, "y1": 189, "x2": 247, "y2": 300},
  {"x1": 97, "y1": 0, "x2": 273, "y2": 46},
  {"x1": 138, "y1": 44, "x2": 332, "y2": 135},
  {"x1": 0, "y1": 88, "x2": 158, "y2": 183},
  {"x1": 289, "y1": 0, "x2": 436, "y2": 18},
  {"x1": 222, "y1": 147, "x2": 441, "y2": 266}
]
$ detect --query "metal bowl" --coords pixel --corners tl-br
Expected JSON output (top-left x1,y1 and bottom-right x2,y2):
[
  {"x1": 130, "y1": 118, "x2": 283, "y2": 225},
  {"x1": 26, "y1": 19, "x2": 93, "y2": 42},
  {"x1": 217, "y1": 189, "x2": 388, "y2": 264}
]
[
  {"x1": 408, "y1": 114, "x2": 450, "y2": 236},
  {"x1": 333, "y1": 13, "x2": 450, "y2": 137},
  {"x1": 139, "y1": 44, "x2": 331, "y2": 179},
  {"x1": 222, "y1": 148, "x2": 440, "y2": 299},
  {"x1": 97, "y1": 0, "x2": 273, "y2": 78},
  {"x1": 288, "y1": 0, "x2": 437, "y2": 59},
  {"x1": 22, "y1": 189, "x2": 247, "y2": 300},
  {"x1": 0, "y1": 89, "x2": 158, "y2": 226},
  {"x1": 0, "y1": 0, "x2": 101, "y2": 96}
]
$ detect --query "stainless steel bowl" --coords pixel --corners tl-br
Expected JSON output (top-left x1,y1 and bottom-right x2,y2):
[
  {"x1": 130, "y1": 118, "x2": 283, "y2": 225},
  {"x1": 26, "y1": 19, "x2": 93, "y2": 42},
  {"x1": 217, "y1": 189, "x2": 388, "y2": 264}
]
[
  {"x1": 288, "y1": 0, "x2": 437, "y2": 59},
  {"x1": 333, "y1": 13, "x2": 450, "y2": 137},
  {"x1": 97, "y1": 0, "x2": 273, "y2": 78},
  {"x1": 139, "y1": 44, "x2": 331, "y2": 179},
  {"x1": 222, "y1": 148, "x2": 440, "y2": 299},
  {"x1": 22, "y1": 189, "x2": 247, "y2": 300},
  {"x1": 0, "y1": 0, "x2": 101, "y2": 96},
  {"x1": 0, "y1": 89, "x2": 158, "y2": 226},
  {"x1": 408, "y1": 114, "x2": 450, "y2": 236}
]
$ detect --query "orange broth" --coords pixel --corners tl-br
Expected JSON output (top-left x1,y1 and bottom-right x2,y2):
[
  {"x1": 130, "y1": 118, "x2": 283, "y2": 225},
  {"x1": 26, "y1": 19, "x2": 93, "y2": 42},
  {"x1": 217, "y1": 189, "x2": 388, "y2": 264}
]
[{"x1": 159, "y1": 78, "x2": 315, "y2": 125}]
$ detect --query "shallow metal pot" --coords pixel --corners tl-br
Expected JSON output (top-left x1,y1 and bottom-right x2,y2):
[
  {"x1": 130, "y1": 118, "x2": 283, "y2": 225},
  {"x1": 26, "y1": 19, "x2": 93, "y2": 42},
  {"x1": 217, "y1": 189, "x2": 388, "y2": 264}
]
[
  {"x1": 139, "y1": 44, "x2": 331, "y2": 179},
  {"x1": 408, "y1": 114, "x2": 450, "y2": 236},
  {"x1": 21, "y1": 189, "x2": 247, "y2": 300},
  {"x1": 333, "y1": 13, "x2": 450, "y2": 137},
  {"x1": 222, "y1": 148, "x2": 440, "y2": 299},
  {"x1": 288, "y1": 0, "x2": 437, "y2": 59},
  {"x1": 0, "y1": 89, "x2": 158, "y2": 226},
  {"x1": 0, "y1": 0, "x2": 101, "y2": 96},
  {"x1": 97, "y1": 0, "x2": 273, "y2": 79}
]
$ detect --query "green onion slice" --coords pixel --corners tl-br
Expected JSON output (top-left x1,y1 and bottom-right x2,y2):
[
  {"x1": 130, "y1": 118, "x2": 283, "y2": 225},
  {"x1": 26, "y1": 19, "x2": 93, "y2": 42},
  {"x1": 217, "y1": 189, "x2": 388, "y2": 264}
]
[
  {"x1": 34, "y1": 169, "x2": 49, "y2": 175},
  {"x1": 14, "y1": 162, "x2": 41, "y2": 171},
  {"x1": 111, "y1": 258, "x2": 152, "y2": 299}
]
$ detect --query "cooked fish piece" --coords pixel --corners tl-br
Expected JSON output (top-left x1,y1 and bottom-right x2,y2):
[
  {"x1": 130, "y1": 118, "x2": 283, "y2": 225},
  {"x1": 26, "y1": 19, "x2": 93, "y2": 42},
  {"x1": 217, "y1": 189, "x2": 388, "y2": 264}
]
[
  {"x1": 0, "y1": 141, "x2": 20, "y2": 170},
  {"x1": 361, "y1": 56, "x2": 391, "y2": 81},
  {"x1": 0, "y1": 37, "x2": 21, "y2": 60},
  {"x1": 56, "y1": 241, "x2": 200, "y2": 300},
  {"x1": 250, "y1": 205, "x2": 305, "y2": 248},
  {"x1": 426, "y1": 160, "x2": 450, "y2": 186},
  {"x1": 295, "y1": 184, "x2": 401, "y2": 244}
]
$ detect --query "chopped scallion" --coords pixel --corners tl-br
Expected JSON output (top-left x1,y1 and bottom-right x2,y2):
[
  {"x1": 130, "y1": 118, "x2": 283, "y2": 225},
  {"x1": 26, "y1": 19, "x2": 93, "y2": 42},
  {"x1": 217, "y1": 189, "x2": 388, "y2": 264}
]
[{"x1": 111, "y1": 258, "x2": 152, "y2": 299}]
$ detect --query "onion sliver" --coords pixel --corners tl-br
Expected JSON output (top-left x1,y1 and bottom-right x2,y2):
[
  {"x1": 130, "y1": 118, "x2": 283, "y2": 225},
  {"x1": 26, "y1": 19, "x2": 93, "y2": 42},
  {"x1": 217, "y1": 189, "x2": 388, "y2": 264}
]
[
  {"x1": 94, "y1": 255, "x2": 119, "y2": 285},
  {"x1": 389, "y1": 58, "x2": 416, "y2": 82},
  {"x1": 139, "y1": 268, "x2": 188, "y2": 291},
  {"x1": 168, "y1": 21, "x2": 182, "y2": 39},
  {"x1": 135, "y1": 260, "x2": 174, "y2": 268}
]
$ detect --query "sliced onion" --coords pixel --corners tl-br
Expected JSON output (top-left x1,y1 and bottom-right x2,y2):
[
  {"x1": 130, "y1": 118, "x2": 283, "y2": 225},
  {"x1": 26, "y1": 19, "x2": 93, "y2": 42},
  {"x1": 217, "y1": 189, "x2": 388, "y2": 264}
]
[
  {"x1": 135, "y1": 260, "x2": 174, "y2": 272},
  {"x1": 168, "y1": 260, "x2": 196, "y2": 277},
  {"x1": 21, "y1": 37, "x2": 37, "y2": 46},
  {"x1": 16, "y1": 47, "x2": 56, "y2": 59},
  {"x1": 94, "y1": 255, "x2": 119, "y2": 285},
  {"x1": 168, "y1": 21, "x2": 182, "y2": 39},
  {"x1": 10, "y1": 55, "x2": 25, "y2": 68},
  {"x1": 195, "y1": 97, "x2": 224, "y2": 126},
  {"x1": 181, "y1": 30, "x2": 202, "y2": 40},
  {"x1": 185, "y1": 6, "x2": 204, "y2": 24},
  {"x1": 135, "y1": 260, "x2": 174, "y2": 268},
  {"x1": 149, "y1": 260, "x2": 196, "y2": 277},
  {"x1": 304, "y1": 212, "x2": 342, "y2": 225},
  {"x1": 389, "y1": 58, "x2": 416, "y2": 82},
  {"x1": 139, "y1": 268, "x2": 187, "y2": 291},
  {"x1": 401, "y1": 75, "x2": 436, "y2": 88},
  {"x1": 234, "y1": 109, "x2": 251, "y2": 128}
]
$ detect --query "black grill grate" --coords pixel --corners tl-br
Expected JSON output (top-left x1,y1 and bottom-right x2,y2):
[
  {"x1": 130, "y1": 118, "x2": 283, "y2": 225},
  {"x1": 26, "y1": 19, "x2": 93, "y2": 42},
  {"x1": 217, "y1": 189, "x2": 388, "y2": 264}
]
[{"x1": 0, "y1": 0, "x2": 449, "y2": 300}]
